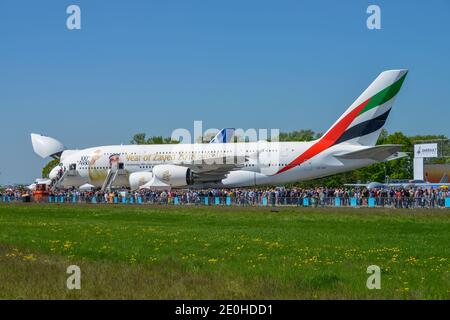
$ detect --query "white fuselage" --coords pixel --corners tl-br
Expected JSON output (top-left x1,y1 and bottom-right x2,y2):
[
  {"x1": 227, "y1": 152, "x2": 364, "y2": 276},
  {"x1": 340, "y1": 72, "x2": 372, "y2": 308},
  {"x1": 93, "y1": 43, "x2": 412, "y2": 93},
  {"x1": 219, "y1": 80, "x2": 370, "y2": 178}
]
[{"x1": 50, "y1": 141, "x2": 377, "y2": 189}]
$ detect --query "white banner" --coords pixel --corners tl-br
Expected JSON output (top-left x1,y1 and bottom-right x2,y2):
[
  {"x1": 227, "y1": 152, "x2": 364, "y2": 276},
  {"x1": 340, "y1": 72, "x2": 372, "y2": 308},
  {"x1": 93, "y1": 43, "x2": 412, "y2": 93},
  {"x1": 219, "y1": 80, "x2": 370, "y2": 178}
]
[{"x1": 414, "y1": 143, "x2": 438, "y2": 158}]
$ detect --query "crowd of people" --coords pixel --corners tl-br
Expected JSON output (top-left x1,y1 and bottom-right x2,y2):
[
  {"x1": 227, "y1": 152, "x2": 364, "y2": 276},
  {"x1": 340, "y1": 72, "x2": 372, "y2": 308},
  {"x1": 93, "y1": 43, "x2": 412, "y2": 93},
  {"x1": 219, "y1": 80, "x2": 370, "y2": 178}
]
[
  {"x1": 2, "y1": 185, "x2": 449, "y2": 209},
  {"x1": 0, "y1": 188, "x2": 31, "y2": 201}
]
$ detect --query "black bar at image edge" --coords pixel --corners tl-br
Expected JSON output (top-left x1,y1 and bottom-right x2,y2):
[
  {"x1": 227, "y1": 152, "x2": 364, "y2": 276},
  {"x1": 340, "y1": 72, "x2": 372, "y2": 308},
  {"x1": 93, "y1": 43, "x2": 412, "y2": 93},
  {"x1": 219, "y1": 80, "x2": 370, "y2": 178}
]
[{"x1": 0, "y1": 300, "x2": 445, "y2": 318}]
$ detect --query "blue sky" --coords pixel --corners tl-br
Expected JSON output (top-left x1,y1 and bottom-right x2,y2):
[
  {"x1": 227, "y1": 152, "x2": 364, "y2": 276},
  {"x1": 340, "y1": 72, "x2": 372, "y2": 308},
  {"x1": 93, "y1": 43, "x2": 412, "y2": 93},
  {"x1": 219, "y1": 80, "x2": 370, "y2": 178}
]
[{"x1": 1, "y1": 0, "x2": 449, "y2": 184}]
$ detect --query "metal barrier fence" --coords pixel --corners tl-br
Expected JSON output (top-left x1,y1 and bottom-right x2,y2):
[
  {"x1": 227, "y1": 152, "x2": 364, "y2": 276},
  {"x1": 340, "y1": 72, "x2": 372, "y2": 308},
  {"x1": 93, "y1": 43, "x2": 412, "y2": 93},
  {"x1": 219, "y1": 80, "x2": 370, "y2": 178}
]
[{"x1": 2, "y1": 194, "x2": 450, "y2": 208}]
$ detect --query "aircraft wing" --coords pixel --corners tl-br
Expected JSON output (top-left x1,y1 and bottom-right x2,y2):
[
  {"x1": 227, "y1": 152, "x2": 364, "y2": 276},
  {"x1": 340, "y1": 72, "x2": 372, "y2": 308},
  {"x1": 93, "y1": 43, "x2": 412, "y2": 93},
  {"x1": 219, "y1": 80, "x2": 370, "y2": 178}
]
[
  {"x1": 334, "y1": 145, "x2": 405, "y2": 162},
  {"x1": 412, "y1": 182, "x2": 450, "y2": 188},
  {"x1": 173, "y1": 155, "x2": 247, "y2": 182}
]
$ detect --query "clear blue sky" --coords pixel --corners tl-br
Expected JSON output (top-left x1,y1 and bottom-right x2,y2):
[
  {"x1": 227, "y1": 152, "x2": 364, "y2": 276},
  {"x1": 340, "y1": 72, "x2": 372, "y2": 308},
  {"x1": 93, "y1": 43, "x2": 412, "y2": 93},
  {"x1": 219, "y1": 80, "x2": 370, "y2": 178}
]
[{"x1": 1, "y1": 0, "x2": 449, "y2": 184}]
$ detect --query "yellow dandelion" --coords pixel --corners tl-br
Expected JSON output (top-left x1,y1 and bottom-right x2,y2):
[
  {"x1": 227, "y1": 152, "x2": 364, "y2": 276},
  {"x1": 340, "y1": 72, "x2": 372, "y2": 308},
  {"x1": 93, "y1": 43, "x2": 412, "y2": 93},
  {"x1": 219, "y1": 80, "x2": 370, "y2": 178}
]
[{"x1": 23, "y1": 254, "x2": 36, "y2": 261}]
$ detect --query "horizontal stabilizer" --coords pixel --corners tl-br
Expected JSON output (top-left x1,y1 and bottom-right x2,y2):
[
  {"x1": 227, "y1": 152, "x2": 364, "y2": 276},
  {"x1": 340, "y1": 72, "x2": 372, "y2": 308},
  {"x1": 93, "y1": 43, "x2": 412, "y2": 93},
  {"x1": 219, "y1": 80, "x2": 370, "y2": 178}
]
[{"x1": 334, "y1": 145, "x2": 404, "y2": 162}]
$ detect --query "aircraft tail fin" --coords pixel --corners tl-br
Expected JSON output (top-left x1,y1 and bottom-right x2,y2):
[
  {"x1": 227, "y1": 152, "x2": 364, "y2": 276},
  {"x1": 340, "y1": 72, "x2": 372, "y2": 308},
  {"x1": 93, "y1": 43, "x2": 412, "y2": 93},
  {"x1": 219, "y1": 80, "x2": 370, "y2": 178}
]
[
  {"x1": 210, "y1": 128, "x2": 235, "y2": 143},
  {"x1": 274, "y1": 70, "x2": 408, "y2": 175},
  {"x1": 320, "y1": 69, "x2": 408, "y2": 147}
]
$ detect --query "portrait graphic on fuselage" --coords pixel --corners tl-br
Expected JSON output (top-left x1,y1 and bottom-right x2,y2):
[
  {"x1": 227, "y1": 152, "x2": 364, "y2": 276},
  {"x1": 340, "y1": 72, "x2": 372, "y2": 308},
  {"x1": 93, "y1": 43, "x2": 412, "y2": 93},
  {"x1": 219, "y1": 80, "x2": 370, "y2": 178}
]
[{"x1": 88, "y1": 149, "x2": 106, "y2": 183}]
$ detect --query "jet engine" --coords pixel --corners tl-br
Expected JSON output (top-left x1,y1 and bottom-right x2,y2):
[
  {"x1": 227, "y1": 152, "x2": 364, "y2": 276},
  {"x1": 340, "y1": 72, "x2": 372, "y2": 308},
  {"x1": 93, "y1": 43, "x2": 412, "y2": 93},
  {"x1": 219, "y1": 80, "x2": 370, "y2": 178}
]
[
  {"x1": 129, "y1": 172, "x2": 153, "y2": 190},
  {"x1": 152, "y1": 165, "x2": 194, "y2": 187}
]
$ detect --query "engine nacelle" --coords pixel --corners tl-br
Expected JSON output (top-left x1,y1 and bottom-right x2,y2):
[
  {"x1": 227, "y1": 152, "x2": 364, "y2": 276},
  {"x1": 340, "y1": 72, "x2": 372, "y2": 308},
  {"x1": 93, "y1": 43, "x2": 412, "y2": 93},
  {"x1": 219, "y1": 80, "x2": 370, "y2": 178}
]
[
  {"x1": 129, "y1": 172, "x2": 153, "y2": 190},
  {"x1": 152, "y1": 165, "x2": 194, "y2": 187}
]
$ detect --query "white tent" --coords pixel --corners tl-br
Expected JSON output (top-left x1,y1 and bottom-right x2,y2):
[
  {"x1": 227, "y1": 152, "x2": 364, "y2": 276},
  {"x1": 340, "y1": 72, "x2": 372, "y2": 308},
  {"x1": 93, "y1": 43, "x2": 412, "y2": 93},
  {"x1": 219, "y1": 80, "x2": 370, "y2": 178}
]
[{"x1": 79, "y1": 183, "x2": 95, "y2": 191}]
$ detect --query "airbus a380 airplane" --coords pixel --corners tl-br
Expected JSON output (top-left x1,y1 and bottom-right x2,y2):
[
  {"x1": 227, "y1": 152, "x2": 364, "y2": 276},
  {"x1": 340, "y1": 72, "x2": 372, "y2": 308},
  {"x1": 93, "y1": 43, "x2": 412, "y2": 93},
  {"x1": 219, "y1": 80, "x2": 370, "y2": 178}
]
[{"x1": 31, "y1": 70, "x2": 408, "y2": 191}]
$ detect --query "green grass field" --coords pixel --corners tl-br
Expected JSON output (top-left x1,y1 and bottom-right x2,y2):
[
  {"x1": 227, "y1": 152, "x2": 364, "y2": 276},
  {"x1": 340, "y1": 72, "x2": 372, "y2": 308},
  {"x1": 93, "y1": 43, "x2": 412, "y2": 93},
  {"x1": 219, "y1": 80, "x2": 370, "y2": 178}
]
[{"x1": 0, "y1": 203, "x2": 448, "y2": 299}]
